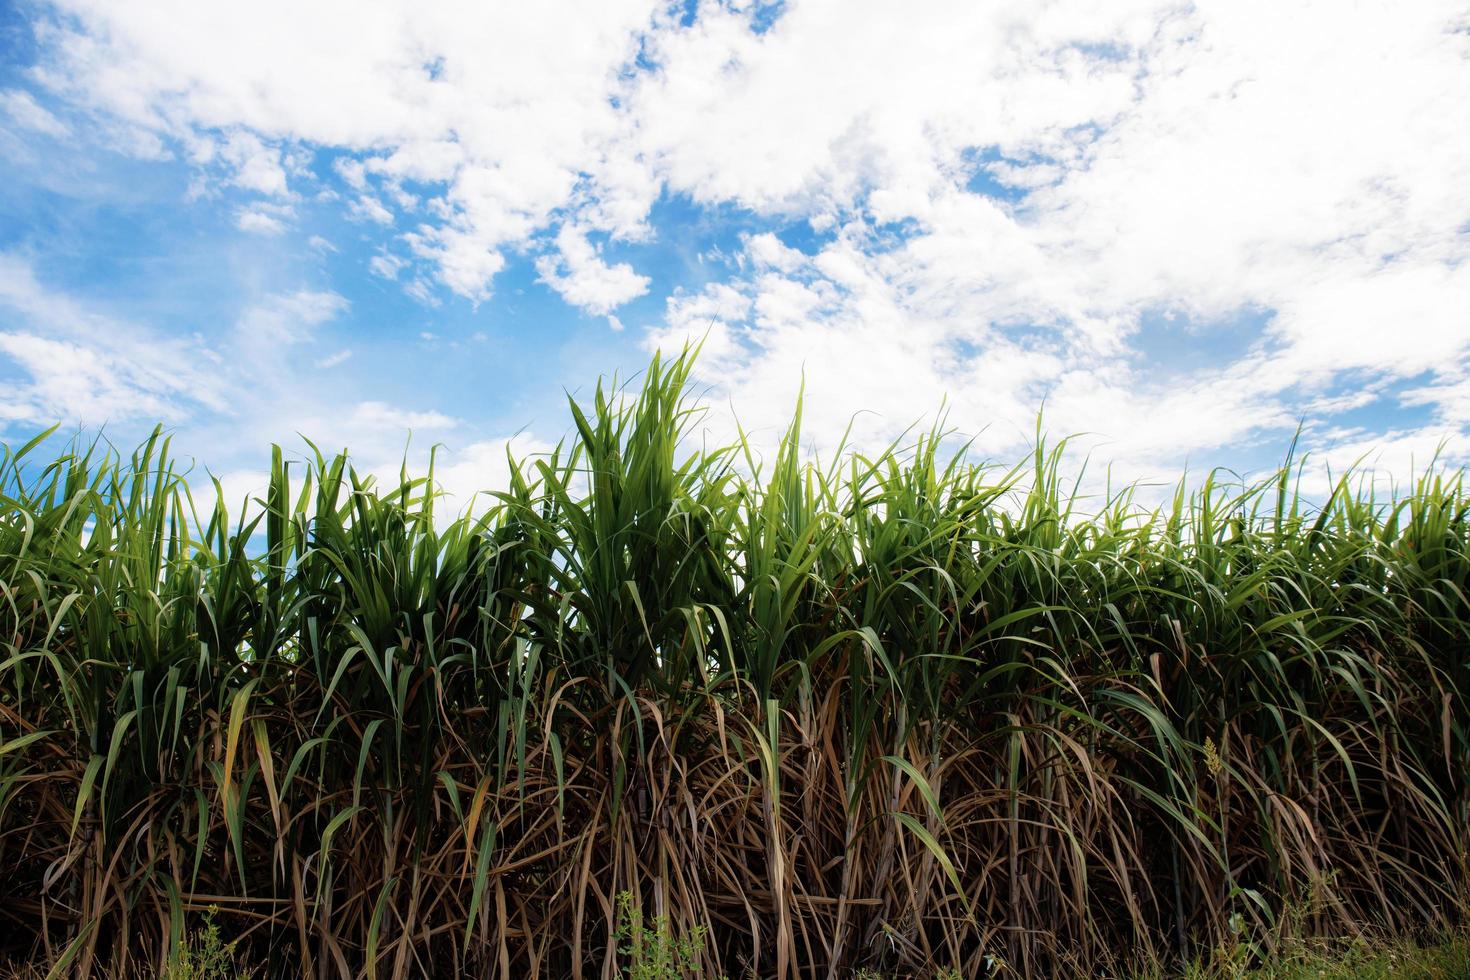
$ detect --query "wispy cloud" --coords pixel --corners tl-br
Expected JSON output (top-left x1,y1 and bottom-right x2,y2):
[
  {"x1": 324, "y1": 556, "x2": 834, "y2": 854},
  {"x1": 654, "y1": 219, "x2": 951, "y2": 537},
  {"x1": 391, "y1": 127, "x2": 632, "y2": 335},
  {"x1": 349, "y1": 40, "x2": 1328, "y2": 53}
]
[
  {"x1": 237, "y1": 289, "x2": 349, "y2": 345},
  {"x1": 352, "y1": 401, "x2": 457, "y2": 431},
  {"x1": 0, "y1": 89, "x2": 69, "y2": 137},
  {"x1": 0, "y1": 253, "x2": 224, "y2": 427}
]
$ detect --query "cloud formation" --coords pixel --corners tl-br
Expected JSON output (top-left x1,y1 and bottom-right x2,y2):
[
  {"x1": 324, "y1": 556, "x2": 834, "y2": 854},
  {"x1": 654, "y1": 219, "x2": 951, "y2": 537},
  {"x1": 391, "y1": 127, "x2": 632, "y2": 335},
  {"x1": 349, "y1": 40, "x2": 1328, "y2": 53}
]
[
  {"x1": 0, "y1": 253, "x2": 224, "y2": 426},
  {"x1": 6, "y1": 0, "x2": 1469, "y2": 477}
]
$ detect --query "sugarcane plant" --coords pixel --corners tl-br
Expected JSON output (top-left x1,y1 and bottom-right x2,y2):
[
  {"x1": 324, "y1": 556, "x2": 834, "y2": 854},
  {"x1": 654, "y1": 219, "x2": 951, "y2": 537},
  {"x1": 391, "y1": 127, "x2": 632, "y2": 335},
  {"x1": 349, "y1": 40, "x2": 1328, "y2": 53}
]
[{"x1": 0, "y1": 347, "x2": 1465, "y2": 978}]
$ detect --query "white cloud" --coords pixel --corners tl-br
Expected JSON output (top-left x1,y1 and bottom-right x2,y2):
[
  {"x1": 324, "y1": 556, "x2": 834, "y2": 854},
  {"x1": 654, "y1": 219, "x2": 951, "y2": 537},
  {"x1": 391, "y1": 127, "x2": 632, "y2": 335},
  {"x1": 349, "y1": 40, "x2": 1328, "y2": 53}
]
[
  {"x1": 637, "y1": 0, "x2": 1470, "y2": 469},
  {"x1": 406, "y1": 225, "x2": 506, "y2": 301},
  {"x1": 1294, "y1": 422, "x2": 1470, "y2": 500},
  {"x1": 236, "y1": 205, "x2": 288, "y2": 234},
  {"x1": 0, "y1": 279, "x2": 347, "y2": 440},
  {"x1": 14, "y1": 0, "x2": 1470, "y2": 477},
  {"x1": 351, "y1": 401, "x2": 458, "y2": 431},
  {"x1": 0, "y1": 253, "x2": 225, "y2": 426},
  {"x1": 535, "y1": 223, "x2": 651, "y2": 315},
  {"x1": 220, "y1": 131, "x2": 289, "y2": 196},
  {"x1": 403, "y1": 277, "x2": 438, "y2": 305},
  {"x1": 349, "y1": 195, "x2": 394, "y2": 225},
  {"x1": 189, "y1": 467, "x2": 271, "y2": 524},
  {"x1": 643, "y1": 222, "x2": 1272, "y2": 477},
  {"x1": 432, "y1": 433, "x2": 553, "y2": 514},
  {"x1": 369, "y1": 253, "x2": 405, "y2": 280},
  {"x1": 0, "y1": 331, "x2": 178, "y2": 424},
  {"x1": 237, "y1": 289, "x2": 348, "y2": 345},
  {"x1": 629, "y1": 1, "x2": 1154, "y2": 215},
  {"x1": 32, "y1": 0, "x2": 662, "y2": 299},
  {"x1": 1402, "y1": 357, "x2": 1470, "y2": 427},
  {"x1": 335, "y1": 158, "x2": 368, "y2": 189},
  {"x1": 0, "y1": 89, "x2": 70, "y2": 137},
  {"x1": 0, "y1": 255, "x2": 543, "y2": 523}
]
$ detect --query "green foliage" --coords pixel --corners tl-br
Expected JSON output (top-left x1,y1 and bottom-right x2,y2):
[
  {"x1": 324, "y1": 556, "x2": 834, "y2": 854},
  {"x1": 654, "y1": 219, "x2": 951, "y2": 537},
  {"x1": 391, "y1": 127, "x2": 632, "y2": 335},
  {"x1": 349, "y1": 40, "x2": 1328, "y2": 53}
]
[
  {"x1": 160, "y1": 910, "x2": 253, "y2": 980},
  {"x1": 1149, "y1": 927, "x2": 1470, "y2": 979},
  {"x1": 614, "y1": 891, "x2": 719, "y2": 980},
  {"x1": 1252, "y1": 929, "x2": 1470, "y2": 979},
  {"x1": 0, "y1": 346, "x2": 1465, "y2": 977}
]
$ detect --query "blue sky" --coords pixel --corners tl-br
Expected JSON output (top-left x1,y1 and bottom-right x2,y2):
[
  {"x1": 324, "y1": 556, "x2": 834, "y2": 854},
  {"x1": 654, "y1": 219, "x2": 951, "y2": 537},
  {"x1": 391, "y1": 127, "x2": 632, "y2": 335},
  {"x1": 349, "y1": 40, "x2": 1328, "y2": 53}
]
[{"x1": 1, "y1": 0, "x2": 1468, "y2": 510}]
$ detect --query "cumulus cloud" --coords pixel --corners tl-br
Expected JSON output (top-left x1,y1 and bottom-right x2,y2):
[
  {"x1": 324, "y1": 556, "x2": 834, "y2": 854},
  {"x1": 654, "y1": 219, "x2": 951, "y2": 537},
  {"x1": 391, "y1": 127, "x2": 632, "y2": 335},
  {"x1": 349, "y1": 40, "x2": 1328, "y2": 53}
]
[
  {"x1": 29, "y1": 0, "x2": 661, "y2": 300},
  {"x1": 637, "y1": 0, "x2": 1470, "y2": 471},
  {"x1": 535, "y1": 224, "x2": 651, "y2": 315},
  {"x1": 10, "y1": 0, "x2": 1470, "y2": 477},
  {"x1": 219, "y1": 131, "x2": 290, "y2": 196}
]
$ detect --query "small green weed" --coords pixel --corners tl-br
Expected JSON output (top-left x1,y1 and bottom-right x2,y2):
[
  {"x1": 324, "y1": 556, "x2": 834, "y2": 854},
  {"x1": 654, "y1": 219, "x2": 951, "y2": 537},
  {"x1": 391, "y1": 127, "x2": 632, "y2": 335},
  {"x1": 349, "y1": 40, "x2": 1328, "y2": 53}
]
[
  {"x1": 161, "y1": 909, "x2": 254, "y2": 980},
  {"x1": 615, "y1": 891, "x2": 722, "y2": 980}
]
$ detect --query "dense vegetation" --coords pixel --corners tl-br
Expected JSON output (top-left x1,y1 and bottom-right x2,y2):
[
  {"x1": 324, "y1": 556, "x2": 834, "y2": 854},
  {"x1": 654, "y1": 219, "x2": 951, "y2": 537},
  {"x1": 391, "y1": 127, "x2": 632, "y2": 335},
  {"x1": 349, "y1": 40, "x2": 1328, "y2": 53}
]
[{"x1": 0, "y1": 350, "x2": 1465, "y2": 978}]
